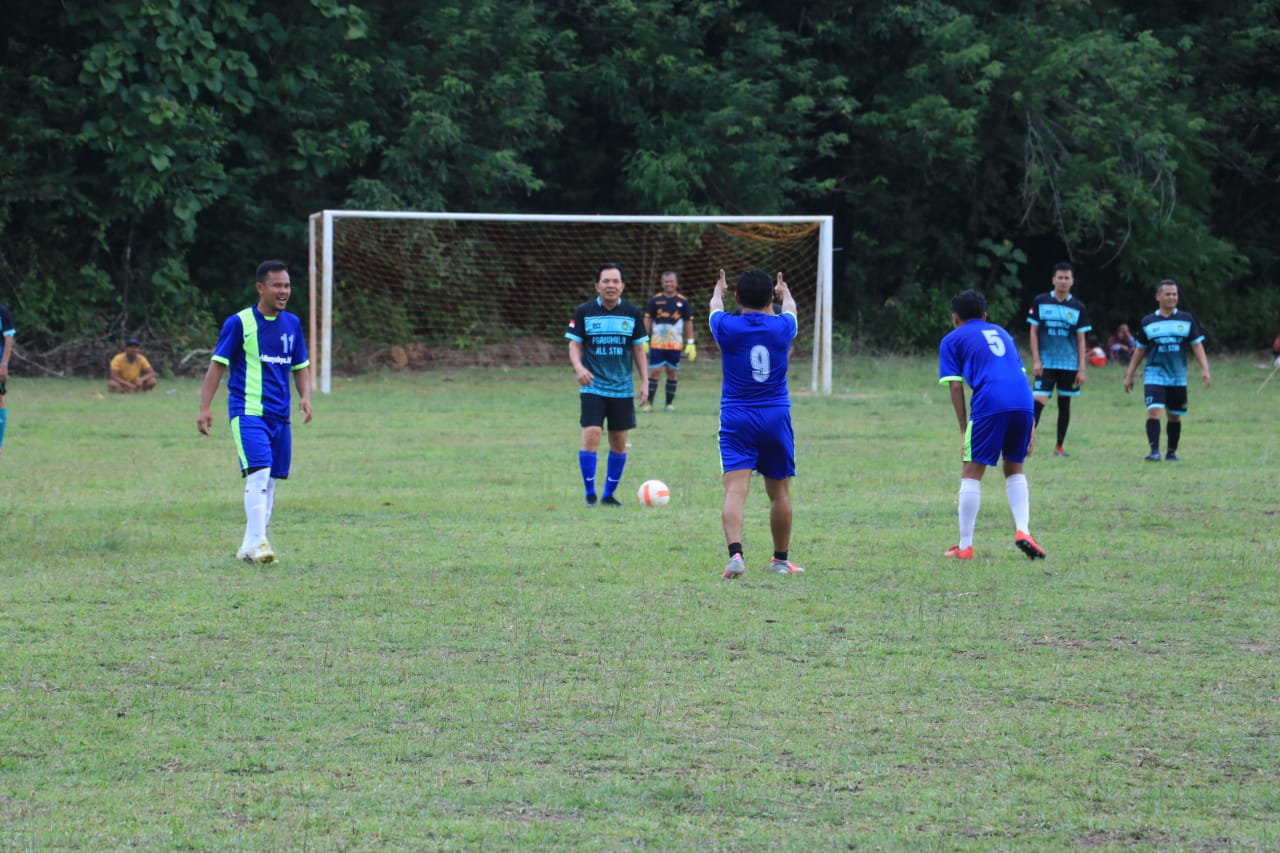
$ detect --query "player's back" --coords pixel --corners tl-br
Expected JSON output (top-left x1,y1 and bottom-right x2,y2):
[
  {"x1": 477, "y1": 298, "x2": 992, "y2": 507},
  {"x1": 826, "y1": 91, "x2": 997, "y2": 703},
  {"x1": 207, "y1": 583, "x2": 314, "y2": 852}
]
[
  {"x1": 711, "y1": 310, "x2": 796, "y2": 406},
  {"x1": 939, "y1": 320, "x2": 1032, "y2": 417}
]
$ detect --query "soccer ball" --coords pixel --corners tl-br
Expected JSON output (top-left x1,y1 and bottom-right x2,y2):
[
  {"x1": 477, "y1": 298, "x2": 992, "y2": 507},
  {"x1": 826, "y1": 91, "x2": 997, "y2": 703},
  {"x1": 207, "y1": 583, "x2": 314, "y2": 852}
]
[
  {"x1": 1088, "y1": 347, "x2": 1107, "y2": 367},
  {"x1": 637, "y1": 479, "x2": 671, "y2": 507}
]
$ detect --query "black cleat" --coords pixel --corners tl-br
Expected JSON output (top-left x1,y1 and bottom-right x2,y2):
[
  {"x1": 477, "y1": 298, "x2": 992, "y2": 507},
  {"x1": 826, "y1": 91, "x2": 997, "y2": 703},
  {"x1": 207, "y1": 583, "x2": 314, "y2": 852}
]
[{"x1": 600, "y1": 495, "x2": 623, "y2": 507}]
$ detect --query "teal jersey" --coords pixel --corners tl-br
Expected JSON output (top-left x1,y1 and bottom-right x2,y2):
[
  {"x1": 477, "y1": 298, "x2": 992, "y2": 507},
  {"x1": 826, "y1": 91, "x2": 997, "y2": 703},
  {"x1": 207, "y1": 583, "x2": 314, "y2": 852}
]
[
  {"x1": 565, "y1": 297, "x2": 648, "y2": 398},
  {"x1": 1027, "y1": 292, "x2": 1091, "y2": 371},
  {"x1": 1136, "y1": 309, "x2": 1205, "y2": 386}
]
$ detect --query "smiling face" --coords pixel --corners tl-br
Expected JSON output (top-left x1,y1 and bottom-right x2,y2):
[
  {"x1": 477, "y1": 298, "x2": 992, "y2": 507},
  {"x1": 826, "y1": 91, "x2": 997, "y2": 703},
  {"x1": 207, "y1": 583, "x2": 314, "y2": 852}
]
[
  {"x1": 660, "y1": 272, "x2": 678, "y2": 297},
  {"x1": 596, "y1": 266, "x2": 624, "y2": 308},
  {"x1": 257, "y1": 269, "x2": 291, "y2": 317},
  {"x1": 1156, "y1": 281, "x2": 1179, "y2": 315}
]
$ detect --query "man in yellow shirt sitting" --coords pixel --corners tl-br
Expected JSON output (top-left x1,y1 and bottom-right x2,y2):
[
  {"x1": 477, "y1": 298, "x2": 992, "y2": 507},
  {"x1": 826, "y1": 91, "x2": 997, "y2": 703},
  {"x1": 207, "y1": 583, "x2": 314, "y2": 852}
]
[{"x1": 108, "y1": 337, "x2": 158, "y2": 393}]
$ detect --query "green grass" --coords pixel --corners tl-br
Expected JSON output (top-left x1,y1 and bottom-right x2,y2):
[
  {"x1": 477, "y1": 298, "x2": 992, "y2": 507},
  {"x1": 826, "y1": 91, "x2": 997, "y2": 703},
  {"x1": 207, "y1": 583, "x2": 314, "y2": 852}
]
[{"x1": 2, "y1": 357, "x2": 1278, "y2": 850}]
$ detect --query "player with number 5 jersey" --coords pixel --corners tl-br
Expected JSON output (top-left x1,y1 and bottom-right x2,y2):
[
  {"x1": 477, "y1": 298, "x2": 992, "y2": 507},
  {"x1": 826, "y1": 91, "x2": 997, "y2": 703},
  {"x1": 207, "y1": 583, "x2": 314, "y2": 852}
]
[
  {"x1": 938, "y1": 289, "x2": 1044, "y2": 562},
  {"x1": 710, "y1": 268, "x2": 804, "y2": 579}
]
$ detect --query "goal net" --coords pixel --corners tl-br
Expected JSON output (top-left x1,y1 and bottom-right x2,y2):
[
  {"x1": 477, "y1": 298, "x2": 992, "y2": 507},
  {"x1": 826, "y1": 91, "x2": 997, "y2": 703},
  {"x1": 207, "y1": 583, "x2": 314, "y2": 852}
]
[{"x1": 307, "y1": 211, "x2": 834, "y2": 394}]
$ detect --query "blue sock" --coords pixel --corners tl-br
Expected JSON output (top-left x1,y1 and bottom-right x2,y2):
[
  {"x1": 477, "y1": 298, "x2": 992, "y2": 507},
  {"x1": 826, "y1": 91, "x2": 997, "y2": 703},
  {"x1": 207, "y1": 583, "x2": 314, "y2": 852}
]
[
  {"x1": 0, "y1": 407, "x2": 8, "y2": 447},
  {"x1": 603, "y1": 451, "x2": 626, "y2": 499},
  {"x1": 579, "y1": 450, "x2": 597, "y2": 498}
]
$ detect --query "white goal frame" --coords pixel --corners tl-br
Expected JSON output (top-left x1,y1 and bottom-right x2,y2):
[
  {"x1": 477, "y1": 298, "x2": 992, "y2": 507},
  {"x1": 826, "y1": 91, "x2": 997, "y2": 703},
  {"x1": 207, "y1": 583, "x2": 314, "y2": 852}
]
[{"x1": 307, "y1": 210, "x2": 834, "y2": 395}]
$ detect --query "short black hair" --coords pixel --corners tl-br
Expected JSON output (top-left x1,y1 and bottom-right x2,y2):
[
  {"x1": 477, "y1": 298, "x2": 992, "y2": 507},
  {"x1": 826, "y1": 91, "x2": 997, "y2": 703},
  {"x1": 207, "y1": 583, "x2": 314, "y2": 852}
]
[
  {"x1": 735, "y1": 269, "x2": 774, "y2": 310},
  {"x1": 951, "y1": 289, "x2": 987, "y2": 321},
  {"x1": 597, "y1": 262, "x2": 625, "y2": 282},
  {"x1": 256, "y1": 259, "x2": 288, "y2": 282},
  {"x1": 1054, "y1": 261, "x2": 1073, "y2": 273},
  {"x1": 1157, "y1": 278, "x2": 1178, "y2": 292}
]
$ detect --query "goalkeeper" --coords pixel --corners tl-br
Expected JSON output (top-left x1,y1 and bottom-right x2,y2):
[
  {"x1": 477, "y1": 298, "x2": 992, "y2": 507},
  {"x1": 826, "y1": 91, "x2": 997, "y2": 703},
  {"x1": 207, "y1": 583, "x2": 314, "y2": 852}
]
[{"x1": 642, "y1": 270, "x2": 696, "y2": 412}]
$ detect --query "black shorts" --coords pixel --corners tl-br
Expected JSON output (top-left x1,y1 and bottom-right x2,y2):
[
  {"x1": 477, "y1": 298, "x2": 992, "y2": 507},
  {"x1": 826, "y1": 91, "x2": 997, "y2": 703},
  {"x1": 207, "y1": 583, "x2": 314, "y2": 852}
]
[
  {"x1": 0, "y1": 379, "x2": 6, "y2": 396},
  {"x1": 1144, "y1": 384, "x2": 1188, "y2": 416},
  {"x1": 579, "y1": 393, "x2": 636, "y2": 432},
  {"x1": 1032, "y1": 368, "x2": 1080, "y2": 397}
]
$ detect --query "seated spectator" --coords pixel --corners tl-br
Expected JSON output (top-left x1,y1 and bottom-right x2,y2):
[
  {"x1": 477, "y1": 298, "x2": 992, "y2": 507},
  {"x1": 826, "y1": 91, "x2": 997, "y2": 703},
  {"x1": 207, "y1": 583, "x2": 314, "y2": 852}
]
[
  {"x1": 108, "y1": 337, "x2": 158, "y2": 393},
  {"x1": 1272, "y1": 333, "x2": 1280, "y2": 368},
  {"x1": 1107, "y1": 324, "x2": 1136, "y2": 363}
]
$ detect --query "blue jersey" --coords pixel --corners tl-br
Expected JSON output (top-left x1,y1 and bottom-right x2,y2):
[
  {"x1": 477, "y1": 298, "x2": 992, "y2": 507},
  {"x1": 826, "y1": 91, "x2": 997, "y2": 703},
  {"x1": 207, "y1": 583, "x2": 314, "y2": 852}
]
[
  {"x1": 212, "y1": 306, "x2": 310, "y2": 420},
  {"x1": 939, "y1": 320, "x2": 1033, "y2": 419},
  {"x1": 709, "y1": 309, "x2": 797, "y2": 407},
  {"x1": 1027, "y1": 292, "x2": 1091, "y2": 371},
  {"x1": 0, "y1": 304, "x2": 15, "y2": 341},
  {"x1": 1136, "y1": 309, "x2": 1205, "y2": 387},
  {"x1": 565, "y1": 297, "x2": 648, "y2": 398}
]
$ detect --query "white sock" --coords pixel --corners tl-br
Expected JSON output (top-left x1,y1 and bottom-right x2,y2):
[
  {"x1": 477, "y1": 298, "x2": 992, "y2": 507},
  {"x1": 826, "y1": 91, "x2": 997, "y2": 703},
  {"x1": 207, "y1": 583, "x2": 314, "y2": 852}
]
[
  {"x1": 1006, "y1": 473, "x2": 1030, "y2": 534},
  {"x1": 958, "y1": 478, "x2": 981, "y2": 548},
  {"x1": 264, "y1": 477, "x2": 277, "y2": 534},
  {"x1": 242, "y1": 469, "x2": 270, "y2": 550}
]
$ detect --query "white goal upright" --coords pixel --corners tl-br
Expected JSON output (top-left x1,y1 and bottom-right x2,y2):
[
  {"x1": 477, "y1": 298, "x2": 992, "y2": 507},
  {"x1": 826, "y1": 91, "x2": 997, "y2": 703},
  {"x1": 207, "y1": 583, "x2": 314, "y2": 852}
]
[{"x1": 307, "y1": 211, "x2": 834, "y2": 395}]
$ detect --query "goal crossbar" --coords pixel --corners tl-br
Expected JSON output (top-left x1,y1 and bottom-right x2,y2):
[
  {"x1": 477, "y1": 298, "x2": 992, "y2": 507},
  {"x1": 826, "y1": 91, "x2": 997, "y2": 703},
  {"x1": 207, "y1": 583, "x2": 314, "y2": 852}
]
[{"x1": 308, "y1": 210, "x2": 834, "y2": 395}]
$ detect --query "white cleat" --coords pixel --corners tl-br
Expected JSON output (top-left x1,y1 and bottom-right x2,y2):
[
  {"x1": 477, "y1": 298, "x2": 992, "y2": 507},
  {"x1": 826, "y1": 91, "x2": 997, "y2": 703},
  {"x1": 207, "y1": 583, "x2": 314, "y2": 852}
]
[{"x1": 239, "y1": 539, "x2": 276, "y2": 564}]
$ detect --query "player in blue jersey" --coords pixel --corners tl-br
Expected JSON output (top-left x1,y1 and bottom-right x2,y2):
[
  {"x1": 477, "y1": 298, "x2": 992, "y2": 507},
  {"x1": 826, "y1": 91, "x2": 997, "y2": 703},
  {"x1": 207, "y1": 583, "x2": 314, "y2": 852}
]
[
  {"x1": 939, "y1": 289, "x2": 1045, "y2": 561},
  {"x1": 197, "y1": 260, "x2": 313, "y2": 564},
  {"x1": 1027, "y1": 262, "x2": 1091, "y2": 457},
  {"x1": 710, "y1": 268, "x2": 804, "y2": 578},
  {"x1": 566, "y1": 263, "x2": 649, "y2": 507},
  {"x1": 643, "y1": 271, "x2": 696, "y2": 412},
  {"x1": 1122, "y1": 279, "x2": 1211, "y2": 462},
  {"x1": 0, "y1": 302, "x2": 15, "y2": 450}
]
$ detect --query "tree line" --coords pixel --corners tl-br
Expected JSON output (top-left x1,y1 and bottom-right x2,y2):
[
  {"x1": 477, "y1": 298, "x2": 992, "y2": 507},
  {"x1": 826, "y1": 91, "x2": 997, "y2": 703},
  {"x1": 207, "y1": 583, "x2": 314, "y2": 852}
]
[{"x1": 3, "y1": 0, "x2": 1277, "y2": 366}]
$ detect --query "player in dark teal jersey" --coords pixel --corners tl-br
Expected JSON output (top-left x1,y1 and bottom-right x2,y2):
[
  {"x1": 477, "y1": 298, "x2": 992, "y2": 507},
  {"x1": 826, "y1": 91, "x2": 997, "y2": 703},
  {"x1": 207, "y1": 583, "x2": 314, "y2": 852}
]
[
  {"x1": 566, "y1": 263, "x2": 649, "y2": 507},
  {"x1": 0, "y1": 302, "x2": 15, "y2": 450},
  {"x1": 939, "y1": 289, "x2": 1045, "y2": 561},
  {"x1": 710, "y1": 268, "x2": 804, "y2": 578},
  {"x1": 1027, "y1": 262, "x2": 1091, "y2": 457},
  {"x1": 198, "y1": 260, "x2": 313, "y2": 564},
  {"x1": 1122, "y1": 279, "x2": 1211, "y2": 461}
]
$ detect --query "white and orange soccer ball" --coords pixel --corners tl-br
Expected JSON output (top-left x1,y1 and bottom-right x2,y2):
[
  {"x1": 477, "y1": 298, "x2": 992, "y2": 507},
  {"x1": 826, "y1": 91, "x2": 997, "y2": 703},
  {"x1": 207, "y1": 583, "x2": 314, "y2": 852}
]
[
  {"x1": 1088, "y1": 347, "x2": 1107, "y2": 367},
  {"x1": 637, "y1": 479, "x2": 671, "y2": 507}
]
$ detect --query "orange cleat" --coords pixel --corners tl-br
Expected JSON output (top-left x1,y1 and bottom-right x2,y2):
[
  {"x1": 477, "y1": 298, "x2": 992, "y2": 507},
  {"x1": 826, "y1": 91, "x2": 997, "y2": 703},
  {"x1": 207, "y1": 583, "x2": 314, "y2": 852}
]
[
  {"x1": 944, "y1": 545, "x2": 974, "y2": 559},
  {"x1": 1015, "y1": 531, "x2": 1046, "y2": 560}
]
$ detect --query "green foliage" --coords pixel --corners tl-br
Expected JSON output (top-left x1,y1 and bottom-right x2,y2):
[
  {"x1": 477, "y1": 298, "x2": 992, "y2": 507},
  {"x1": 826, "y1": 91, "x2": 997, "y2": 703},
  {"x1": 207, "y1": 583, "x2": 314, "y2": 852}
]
[{"x1": 3, "y1": 1, "x2": 1280, "y2": 352}]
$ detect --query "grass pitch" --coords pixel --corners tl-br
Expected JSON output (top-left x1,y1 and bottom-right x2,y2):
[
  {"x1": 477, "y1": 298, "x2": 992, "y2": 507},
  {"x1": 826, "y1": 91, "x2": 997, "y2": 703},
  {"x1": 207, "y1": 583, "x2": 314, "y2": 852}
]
[{"x1": 2, "y1": 356, "x2": 1277, "y2": 850}]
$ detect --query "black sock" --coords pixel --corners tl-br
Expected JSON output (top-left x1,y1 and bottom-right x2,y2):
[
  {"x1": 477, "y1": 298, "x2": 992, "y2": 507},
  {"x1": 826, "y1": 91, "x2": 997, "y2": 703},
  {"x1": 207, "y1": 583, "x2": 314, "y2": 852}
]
[
  {"x1": 728, "y1": 543, "x2": 743, "y2": 559},
  {"x1": 1033, "y1": 399, "x2": 1045, "y2": 428},
  {"x1": 647, "y1": 378, "x2": 658, "y2": 402},
  {"x1": 665, "y1": 379, "x2": 677, "y2": 405},
  {"x1": 773, "y1": 550, "x2": 788, "y2": 562},
  {"x1": 1056, "y1": 397, "x2": 1071, "y2": 446},
  {"x1": 1146, "y1": 419, "x2": 1161, "y2": 451},
  {"x1": 1167, "y1": 421, "x2": 1181, "y2": 453}
]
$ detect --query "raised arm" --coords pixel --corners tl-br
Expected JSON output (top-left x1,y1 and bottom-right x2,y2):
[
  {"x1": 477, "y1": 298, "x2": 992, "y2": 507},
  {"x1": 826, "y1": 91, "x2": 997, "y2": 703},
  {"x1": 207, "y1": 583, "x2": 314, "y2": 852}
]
[{"x1": 775, "y1": 272, "x2": 797, "y2": 316}]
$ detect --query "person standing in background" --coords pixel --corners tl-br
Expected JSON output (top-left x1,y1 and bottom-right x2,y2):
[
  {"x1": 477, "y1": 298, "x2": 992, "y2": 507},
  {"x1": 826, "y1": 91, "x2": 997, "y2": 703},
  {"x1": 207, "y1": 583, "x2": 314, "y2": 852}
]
[
  {"x1": 1027, "y1": 262, "x2": 1091, "y2": 458},
  {"x1": 643, "y1": 271, "x2": 695, "y2": 412}
]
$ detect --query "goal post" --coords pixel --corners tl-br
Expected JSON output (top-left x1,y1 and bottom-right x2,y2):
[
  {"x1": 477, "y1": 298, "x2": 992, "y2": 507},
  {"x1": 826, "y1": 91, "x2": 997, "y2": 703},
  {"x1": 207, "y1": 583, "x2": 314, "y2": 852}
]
[{"x1": 307, "y1": 210, "x2": 834, "y2": 395}]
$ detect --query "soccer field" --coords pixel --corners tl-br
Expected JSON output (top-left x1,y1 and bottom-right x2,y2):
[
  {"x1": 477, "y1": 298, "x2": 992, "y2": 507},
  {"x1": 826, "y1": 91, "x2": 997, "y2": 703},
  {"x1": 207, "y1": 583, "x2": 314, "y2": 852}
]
[{"x1": 3, "y1": 356, "x2": 1278, "y2": 849}]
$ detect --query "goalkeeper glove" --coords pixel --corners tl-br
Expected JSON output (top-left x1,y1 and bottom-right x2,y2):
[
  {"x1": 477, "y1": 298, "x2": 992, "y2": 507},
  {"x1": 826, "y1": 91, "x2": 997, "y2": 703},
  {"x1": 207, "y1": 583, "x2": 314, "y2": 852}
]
[
  {"x1": 684, "y1": 340, "x2": 697, "y2": 362},
  {"x1": 643, "y1": 340, "x2": 650, "y2": 354}
]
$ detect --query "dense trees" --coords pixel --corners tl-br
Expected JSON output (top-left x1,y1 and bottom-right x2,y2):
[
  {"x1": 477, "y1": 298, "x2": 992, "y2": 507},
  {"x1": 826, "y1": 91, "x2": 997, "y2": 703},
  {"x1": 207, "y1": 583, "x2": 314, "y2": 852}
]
[{"x1": 2, "y1": 0, "x2": 1277, "y2": 357}]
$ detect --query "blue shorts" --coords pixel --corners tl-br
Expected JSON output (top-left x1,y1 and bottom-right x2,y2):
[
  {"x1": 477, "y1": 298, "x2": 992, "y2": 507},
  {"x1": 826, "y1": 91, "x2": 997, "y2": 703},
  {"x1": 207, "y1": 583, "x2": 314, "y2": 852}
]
[
  {"x1": 965, "y1": 410, "x2": 1033, "y2": 467},
  {"x1": 231, "y1": 415, "x2": 293, "y2": 478},
  {"x1": 649, "y1": 349, "x2": 683, "y2": 370},
  {"x1": 719, "y1": 405, "x2": 795, "y2": 479}
]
